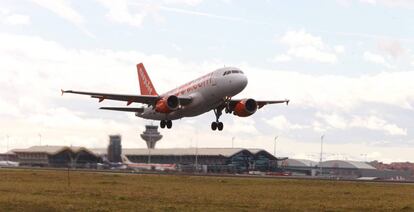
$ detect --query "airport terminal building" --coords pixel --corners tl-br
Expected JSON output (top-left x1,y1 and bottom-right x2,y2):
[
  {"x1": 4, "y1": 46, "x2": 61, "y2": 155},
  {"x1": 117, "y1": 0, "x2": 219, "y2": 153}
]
[
  {"x1": 4, "y1": 145, "x2": 413, "y2": 180},
  {"x1": 7, "y1": 146, "x2": 279, "y2": 172},
  {"x1": 91, "y1": 147, "x2": 279, "y2": 173}
]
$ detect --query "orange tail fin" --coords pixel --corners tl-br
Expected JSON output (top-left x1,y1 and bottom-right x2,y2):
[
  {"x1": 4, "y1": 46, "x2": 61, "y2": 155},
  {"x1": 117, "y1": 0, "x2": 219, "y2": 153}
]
[{"x1": 136, "y1": 63, "x2": 158, "y2": 96}]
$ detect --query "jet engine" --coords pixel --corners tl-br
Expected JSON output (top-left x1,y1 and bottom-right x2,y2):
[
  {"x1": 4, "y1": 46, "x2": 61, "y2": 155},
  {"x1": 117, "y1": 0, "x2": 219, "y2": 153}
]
[
  {"x1": 155, "y1": 95, "x2": 179, "y2": 113},
  {"x1": 233, "y1": 98, "x2": 257, "y2": 117}
]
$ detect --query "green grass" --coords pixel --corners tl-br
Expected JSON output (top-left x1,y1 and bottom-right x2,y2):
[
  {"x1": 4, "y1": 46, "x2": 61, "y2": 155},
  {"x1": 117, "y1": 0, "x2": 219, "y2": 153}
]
[{"x1": 0, "y1": 169, "x2": 413, "y2": 211}]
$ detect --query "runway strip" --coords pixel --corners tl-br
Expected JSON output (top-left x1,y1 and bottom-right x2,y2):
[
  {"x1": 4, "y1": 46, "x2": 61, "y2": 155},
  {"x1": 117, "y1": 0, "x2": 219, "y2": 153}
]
[{"x1": 2, "y1": 166, "x2": 414, "y2": 185}]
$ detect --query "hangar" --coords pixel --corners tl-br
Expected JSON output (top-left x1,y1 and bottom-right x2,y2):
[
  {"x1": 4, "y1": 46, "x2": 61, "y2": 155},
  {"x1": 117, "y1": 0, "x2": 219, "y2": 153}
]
[{"x1": 281, "y1": 159, "x2": 412, "y2": 180}]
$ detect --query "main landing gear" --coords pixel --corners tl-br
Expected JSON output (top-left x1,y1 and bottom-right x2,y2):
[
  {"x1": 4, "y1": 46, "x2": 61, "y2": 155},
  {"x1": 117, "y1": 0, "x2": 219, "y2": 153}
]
[
  {"x1": 211, "y1": 108, "x2": 224, "y2": 131},
  {"x1": 160, "y1": 120, "x2": 172, "y2": 129}
]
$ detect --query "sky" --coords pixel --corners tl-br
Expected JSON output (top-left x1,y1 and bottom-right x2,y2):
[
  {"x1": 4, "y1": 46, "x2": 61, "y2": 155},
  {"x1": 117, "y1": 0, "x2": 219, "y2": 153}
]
[{"x1": 0, "y1": 0, "x2": 414, "y2": 163}]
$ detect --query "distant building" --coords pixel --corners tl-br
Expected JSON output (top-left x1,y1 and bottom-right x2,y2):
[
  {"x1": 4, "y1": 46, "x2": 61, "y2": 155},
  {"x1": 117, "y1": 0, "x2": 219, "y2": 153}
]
[
  {"x1": 319, "y1": 160, "x2": 376, "y2": 179},
  {"x1": 4, "y1": 143, "x2": 284, "y2": 172},
  {"x1": 281, "y1": 159, "x2": 318, "y2": 168},
  {"x1": 11, "y1": 146, "x2": 101, "y2": 168},
  {"x1": 89, "y1": 148, "x2": 280, "y2": 173},
  {"x1": 107, "y1": 135, "x2": 122, "y2": 163},
  {"x1": 370, "y1": 160, "x2": 414, "y2": 174},
  {"x1": 0, "y1": 151, "x2": 17, "y2": 162},
  {"x1": 281, "y1": 159, "x2": 413, "y2": 180}
]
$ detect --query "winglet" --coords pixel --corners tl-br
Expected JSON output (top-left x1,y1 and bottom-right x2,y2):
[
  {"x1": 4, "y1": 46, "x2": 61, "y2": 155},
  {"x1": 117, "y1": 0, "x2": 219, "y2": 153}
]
[
  {"x1": 61, "y1": 89, "x2": 65, "y2": 96},
  {"x1": 286, "y1": 99, "x2": 290, "y2": 106}
]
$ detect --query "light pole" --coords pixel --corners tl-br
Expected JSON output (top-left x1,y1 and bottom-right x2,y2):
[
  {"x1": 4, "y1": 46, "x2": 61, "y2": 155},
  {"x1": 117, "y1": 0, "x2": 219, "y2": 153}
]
[
  {"x1": 273, "y1": 136, "x2": 278, "y2": 157},
  {"x1": 231, "y1": 137, "x2": 235, "y2": 148},
  {"x1": 38, "y1": 133, "x2": 42, "y2": 146},
  {"x1": 195, "y1": 138, "x2": 198, "y2": 172},
  {"x1": 319, "y1": 135, "x2": 324, "y2": 176},
  {"x1": 6, "y1": 135, "x2": 9, "y2": 163}
]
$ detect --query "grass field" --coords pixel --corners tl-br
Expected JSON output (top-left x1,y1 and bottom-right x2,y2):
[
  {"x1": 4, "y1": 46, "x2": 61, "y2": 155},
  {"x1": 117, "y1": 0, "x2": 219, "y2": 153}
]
[{"x1": 0, "y1": 169, "x2": 413, "y2": 211}]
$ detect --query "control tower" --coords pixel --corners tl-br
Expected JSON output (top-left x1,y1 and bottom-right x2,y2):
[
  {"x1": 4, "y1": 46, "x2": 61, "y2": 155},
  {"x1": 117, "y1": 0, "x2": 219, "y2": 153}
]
[
  {"x1": 108, "y1": 135, "x2": 122, "y2": 162},
  {"x1": 140, "y1": 125, "x2": 162, "y2": 149}
]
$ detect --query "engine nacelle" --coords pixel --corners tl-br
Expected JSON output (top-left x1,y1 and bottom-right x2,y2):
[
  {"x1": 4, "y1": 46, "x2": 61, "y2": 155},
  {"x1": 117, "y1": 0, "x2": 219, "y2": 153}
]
[
  {"x1": 155, "y1": 95, "x2": 179, "y2": 113},
  {"x1": 233, "y1": 98, "x2": 258, "y2": 117}
]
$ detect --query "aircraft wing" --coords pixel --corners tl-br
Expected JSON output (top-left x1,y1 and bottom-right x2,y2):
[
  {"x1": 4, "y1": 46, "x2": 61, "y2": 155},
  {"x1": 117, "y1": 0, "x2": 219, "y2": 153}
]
[
  {"x1": 256, "y1": 100, "x2": 290, "y2": 108},
  {"x1": 61, "y1": 90, "x2": 192, "y2": 106},
  {"x1": 100, "y1": 107, "x2": 145, "y2": 113},
  {"x1": 229, "y1": 99, "x2": 289, "y2": 109}
]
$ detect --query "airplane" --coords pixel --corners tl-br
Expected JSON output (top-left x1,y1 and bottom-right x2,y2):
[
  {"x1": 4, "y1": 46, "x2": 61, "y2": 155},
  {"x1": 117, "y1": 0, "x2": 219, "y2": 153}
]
[
  {"x1": 0, "y1": 161, "x2": 19, "y2": 167},
  {"x1": 62, "y1": 63, "x2": 289, "y2": 131}
]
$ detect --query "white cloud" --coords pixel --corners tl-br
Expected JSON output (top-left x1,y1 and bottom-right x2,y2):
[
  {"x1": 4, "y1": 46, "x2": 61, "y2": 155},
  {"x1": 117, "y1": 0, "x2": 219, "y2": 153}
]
[
  {"x1": 316, "y1": 113, "x2": 348, "y2": 130},
  {"x1": 2, "y1": 14, "x2": 31, "y2": 25},
  {"x1": 315, "y1": 112, "x2": 407, "y2": 136},
  {"x1": 30, "y1": 0, "x2": 93, "y2": 37},
  {"x1": 162, "y1": 0, "x2": 203, "y2": 6},
  {"x1": 312, "y1": 121, "x2": 327, "y2": 133},
  {"x1": 287, "y1": 46, "x2": 337, "y2": 63},
  {"x1": 360, "y1": 0, "x2": 377, "y2": 4},
  {"x1": 350, "y1": 116, "x2": 407, "y2": 136},
  {"x1": 97, "y1": 0, "x2": 205, "y2": 27},
  {"x1": 0, "y1": 9, "x2": 31, "y2": 26},
  {"x1": 363, "y1": 51, "x2": 391, "y2": 67},
  {"x1": 339, "y1": 0, "x2": 414, "y2": 8},
  {"x1": 280, "y1": 30, "x2": 325, "y2": 48},
  {"x1": 275, "y1": 29, "x2": 339, "y2": 63},
  {"x1": 271, "y1": 54, "x2": 291, "y2": 63},
  {"x1": 377, "y1": 39, "x2": 405, "y2": 58},
  {"x1": 264, "y1": 116, "x2": 307, "y2": 131},
  {"x1": 359, "y1": 0, "x2": 414, "y2": 7},
  {"x1": 31, "y1": 0, "x2": 84, "y2": 25},
  {"x1": 97, "y1": 0, "x2": 148, "y2": 27},
  {"x1": 171, "y1": 43, "x2": 183, "y2": 52},
  {"x1": 227, "y1": 119, "x2": 259, "y2": 135},
  {"x1": 334, "y1": 45, "x2": 345, "y2": 54}
]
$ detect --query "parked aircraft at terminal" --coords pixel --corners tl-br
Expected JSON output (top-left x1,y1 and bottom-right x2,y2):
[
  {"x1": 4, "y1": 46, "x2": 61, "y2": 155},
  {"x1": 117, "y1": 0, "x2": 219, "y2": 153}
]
[
  {"x1": 62, "y1": 63, "x2": 289, "y2": 131},
  {"x1": 0, "y1": 161, "x2": 19, "y2": 167}
]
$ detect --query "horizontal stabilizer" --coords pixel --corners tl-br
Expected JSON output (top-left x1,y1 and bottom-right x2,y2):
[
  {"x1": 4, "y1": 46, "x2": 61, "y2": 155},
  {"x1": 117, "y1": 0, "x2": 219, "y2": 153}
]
[{"x1": 100, "y1": 107, "x2": 145, "y2": 113}]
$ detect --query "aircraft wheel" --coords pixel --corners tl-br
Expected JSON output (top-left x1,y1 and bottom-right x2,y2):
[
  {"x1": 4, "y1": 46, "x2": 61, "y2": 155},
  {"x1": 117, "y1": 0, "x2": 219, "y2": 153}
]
[
  {"x1": 160, "y1": 120, "x2": 166, "y2": 129},
  {"x1": 166, "y1": 120, "x2": 172, "y2": 129},
  {"x1": 217, "y1": 122, "x2": 223, "y2": 131},
  {"x1": 211, "y1": 122, "x2": 217, "y2": 131}
]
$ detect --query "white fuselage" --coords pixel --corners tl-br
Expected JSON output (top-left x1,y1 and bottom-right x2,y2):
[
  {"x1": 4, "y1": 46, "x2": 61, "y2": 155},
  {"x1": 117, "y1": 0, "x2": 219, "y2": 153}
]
[{"x1": 136, "y1": 67, "x2": 248, "y2": 120}]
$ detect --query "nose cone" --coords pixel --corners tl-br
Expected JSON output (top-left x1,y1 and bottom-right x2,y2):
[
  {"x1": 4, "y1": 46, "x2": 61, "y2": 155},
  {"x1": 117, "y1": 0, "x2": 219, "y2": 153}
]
[{"x1": 240, "y1": 74, "x2": 248, "y2": 89}]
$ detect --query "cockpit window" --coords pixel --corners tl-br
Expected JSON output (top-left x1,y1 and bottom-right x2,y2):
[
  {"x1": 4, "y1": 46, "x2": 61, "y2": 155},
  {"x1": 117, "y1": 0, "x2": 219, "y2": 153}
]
[{"x1": 223, "y1": 70, "x2": 243, "y2": 76}]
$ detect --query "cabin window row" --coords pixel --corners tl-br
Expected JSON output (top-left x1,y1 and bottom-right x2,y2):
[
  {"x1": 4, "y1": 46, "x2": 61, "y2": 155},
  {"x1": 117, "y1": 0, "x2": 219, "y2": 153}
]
[{"x1": 223, "y1": 70, "x2": 244, "y2": 76}]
